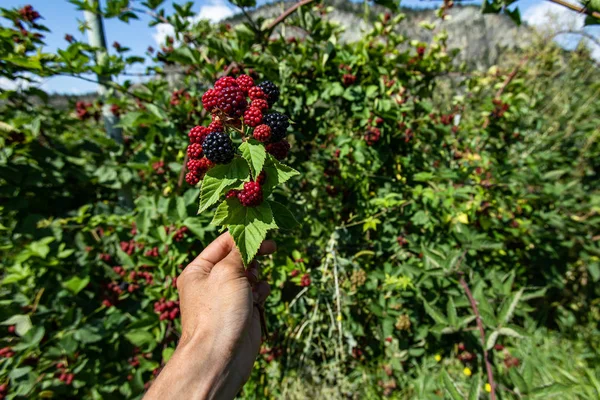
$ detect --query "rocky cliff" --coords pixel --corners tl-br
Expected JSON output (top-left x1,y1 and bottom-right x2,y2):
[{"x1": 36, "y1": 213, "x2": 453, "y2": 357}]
[{"x1": 226, "y1": 1, "x2": 532, "y2": 69}]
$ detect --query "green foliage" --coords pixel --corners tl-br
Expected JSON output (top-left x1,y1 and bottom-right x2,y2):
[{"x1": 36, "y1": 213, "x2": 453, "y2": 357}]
[{"x1": 1, "y1": 1, "x2": 599, "y2": 399}]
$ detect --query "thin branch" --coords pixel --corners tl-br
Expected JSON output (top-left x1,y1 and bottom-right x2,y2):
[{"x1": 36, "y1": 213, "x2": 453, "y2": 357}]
[
  {"x1": 238, "y1": 6, "x2": 260, "y2": 32},
  {"x1": 495, "y1": 55, "x2": 528, "y2": 99},
  {"x1": 265, "y1": 0, "x2": 316, "y2": 32},
  {"x1": 458, "y1": 273, "x2": 497, "y2": 400},
  {"x1": 129, "y1": 7, "x2": 170, "y2": 25},
  {"x1": 546, "y1": 0, "x2": 600, "y2": 20}
]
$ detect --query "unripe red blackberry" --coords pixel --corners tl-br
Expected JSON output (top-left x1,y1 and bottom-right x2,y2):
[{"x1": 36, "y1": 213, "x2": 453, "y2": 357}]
[
  {"x1": 238, "y1": 181, "x2": 263, "y2": 207},
  {"x1": 202, "y1": 132, "x2": 235, "y2": 164},
  {"x1": 251, "y1": 98, "x2": 269, "y2": 111},
  {"x1": 236, "y1": 74, "x2": 254, "y2": 93},
  {"x1": 187, "y1": 143, "x2": 203, "y2": 159},
  {"x1": 263, "y1": 112, "x2": 289, "y2": 142},
  {"x1": 257, "y1": 171, "x2": 267, "y2": 185},
  {"x1": 257, "y1": 81, "x2": 280, "y2": 106},
  {"x1": 214, "y1": 76, "x2": 238, "y2": 91},
  {"x1": 185, "y1": 172, "x2": 200, "y2": 186},
  {"x1": 208, "y1": 119, "x2": 223, "y2": 133},
  {"x1": 248, "y1": 86, "x2": 266, "y2": 100},
  {"x1": 218, "y1": 86, "x2": 247, "y2": 117},
  {"x1": 187, "y1": 157, "x2": 213, "y2": 176},
  {"x1": 244, "y1": 107, "x2": 262, "y2": 127},
  {"x1": 253, "y1": 124, "x2": 271, "y2": 142},
  {"x1": 266, "y1": 140, "x2": 290, "y2": 160},
  {"x1": 202, "y1": 89, "x2": 220, "y2": 112},
  {"x1": 188, "y1": 126, "x2": 210, "y2": 144},
  {"x1": 226, "y1": 189, "x2": 239, "y2": 199}
]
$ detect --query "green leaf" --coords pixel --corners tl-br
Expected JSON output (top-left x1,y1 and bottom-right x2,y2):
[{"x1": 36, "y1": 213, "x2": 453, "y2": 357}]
[
  {"x1": 125, "y1": 330, "x2": 157, "y2": 352},
  {"x1": 269, "y1": 201, "x2": 299, "y2": 230},
  {"x1": 442, "y1": 370, "x2": 464, "y2": 400},
  {"x1": 486, "y1": 330, "x2": 499, "y2": 350},
  {"x1": 239, "y1": 140, "x2": 266, "y2": 178},
  {"x1": 263, "y1": 155, "x2": 300, "y2": 194},
  {"x1": 63, "y1": 276, "x2": 90, "y2": 295},
  {"x1": 498, "y1": 326, "x2": 524, "y2": 338},
  {"x1": 211, "y1": 198, "x2": 244, "y2": 226},
  {"x1": 183, "y1": 217, "x2": 208, "y2": 238},
  {"x1": 447, "y1": 297, "x2": 458, "y2": 327},
  {"x1": 422, "y1": 298, "x2": 448, "y2": 324},
  {"x1": 498, "y1": 288, "x2": 523, "y2": 324},
  {"x1": 13, "y1": 326, "x2": 44, "y2": 350},
  {"x1": 198, "y1": 158, "x2": 249, "y2": 214},
  {"x1": 509, "y1": 368, "x2": 529, "y2": 394},
  {"x1": 176, "y1": 196, "x2": 187, "y2": 220},
  {"x1": 1, "y1": 315, "x2": 32, "y2": 336},
  {"x1": 162, "y1": 347, "x2": 175, "y2": 363},
  {"x1": 228, "y1": 203, "x2": 278, "y2": 265},
  {"x1": 468, "y1": 374, "x2": 481, "y2": 400}
]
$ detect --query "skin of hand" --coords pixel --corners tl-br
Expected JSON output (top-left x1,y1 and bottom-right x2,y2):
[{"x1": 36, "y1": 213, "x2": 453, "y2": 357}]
[{"x1": 144, "y1": 232, "x2": 275, "y2": 400}]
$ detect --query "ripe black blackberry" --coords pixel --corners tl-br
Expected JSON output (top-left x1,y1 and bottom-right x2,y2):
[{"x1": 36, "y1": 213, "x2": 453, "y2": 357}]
[
  {"x1": 263, "y1": 112, "x2": 289, "y2": 142},
  {"x1": 202, "y1": 132, "x2": 235, "y2": 164},
  {"x1": 257, "y1": 81, "x2": 280, "y2": 106}
]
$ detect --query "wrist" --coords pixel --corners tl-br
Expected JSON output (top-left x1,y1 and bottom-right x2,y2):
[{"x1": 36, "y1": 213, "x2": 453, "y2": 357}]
[{"x1": 145, "y1": 335, "x2": 241, "y2": 400}]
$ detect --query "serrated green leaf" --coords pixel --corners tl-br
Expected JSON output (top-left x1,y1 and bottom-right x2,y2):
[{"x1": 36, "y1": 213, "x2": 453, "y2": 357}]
[
  {"x1": 269, "y1": 201, "x2": 299, "y2": 229},
  {"x1": 498, "y1": 326, "x2": 524, "y2": 338},
  {"x1": 442, "y1": 370, "x2": 464, "y2": 400},
  {"x1": 211, "y1": 198, "x2": 244, "y2": 226},
  {"x1": 498, "y1": 288, "x2": 523, "y2": 324},
  {"x1": 486, "y1": 330, "x2": 499, "y2": 350},
  {"x1": 239, "y1": 140, "x2": 266, "y2": 178},
  {"x1": 198, "y1": 158, "x2": 249, "y2": 214},
  {"x1": 228, "y1": 203, "x2": 277, "y2": 265},
  {"x1": 468, "y1": 374, "x2": 481, "y2": 400},
  {"x1": 263, "y1": 155, "x2": 300, "y2": 194},
  {"x1": 422, "y1": 298, "x2": 448, "y2": 324}
]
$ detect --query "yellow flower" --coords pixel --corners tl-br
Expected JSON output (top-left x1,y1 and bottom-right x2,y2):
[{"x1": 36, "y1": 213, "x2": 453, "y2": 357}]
[
  {"x1": 485, "y1": 383, "x2": 491, "y2": 392},
  {"x1": 463, "y1": 367, "x2": 472, "y2": 377},
  {"x1": 434, "y1": 354, "x2": 441, "y2": 362}
]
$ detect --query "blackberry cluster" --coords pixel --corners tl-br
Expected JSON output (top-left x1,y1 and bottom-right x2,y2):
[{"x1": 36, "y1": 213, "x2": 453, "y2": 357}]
[
  {"x1": 186, "y1": 76, "x2": 293, "y2": 190},
  {"x1": 202, "y1": 132, "x2": 234, "y2": 164}
]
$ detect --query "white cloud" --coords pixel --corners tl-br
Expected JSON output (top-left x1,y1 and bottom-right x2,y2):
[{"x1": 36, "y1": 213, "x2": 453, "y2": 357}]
[
  {"x1": 153, "y1": 0, "x2": 235, "y2": 46},
  {"x1": 0, "y1": 75, "x2": 41, "y2": 91},
  {"x1": 523, "y1": 2, "x2": 584, "y2": 30},
  {"x1": 523, "y1": 2, "x2": 600, "y2": 61},
  {"x1": 196, "y1": 0, "x2": 235, "y2": 22}
]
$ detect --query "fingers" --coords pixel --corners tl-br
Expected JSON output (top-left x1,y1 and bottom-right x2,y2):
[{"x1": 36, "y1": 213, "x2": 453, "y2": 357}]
[
  {"x1": 185, "y1": 232, "x2": 235, "y2": 275},
  {"x1": 246, "y1": 261, "x2": 260, "y2": 285},
  {"x1": 252, "y1": 281, "x2": 271, "y2": 305},
  {"x1": 257, "y1": 240, "x2": 277, "y2": 256}
]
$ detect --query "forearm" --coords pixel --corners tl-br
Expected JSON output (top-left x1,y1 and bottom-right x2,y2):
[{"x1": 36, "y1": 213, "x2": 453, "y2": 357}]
[{"x1": 144, "y1": 339, "x2": 241, "y2": 400}]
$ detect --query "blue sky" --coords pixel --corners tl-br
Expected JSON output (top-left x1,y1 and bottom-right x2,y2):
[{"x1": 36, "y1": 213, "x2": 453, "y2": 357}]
[{"x1": 2, "y1": 0, "x2": 598, "y2": 93}]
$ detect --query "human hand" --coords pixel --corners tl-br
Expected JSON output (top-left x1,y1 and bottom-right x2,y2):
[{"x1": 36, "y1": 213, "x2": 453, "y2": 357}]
[{"x1": 144, "y1": 232, "x2": 274, "y2": 400}]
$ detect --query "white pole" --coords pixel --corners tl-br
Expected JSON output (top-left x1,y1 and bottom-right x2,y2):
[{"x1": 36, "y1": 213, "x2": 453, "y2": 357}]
[
  {"x1": 84, "y1": 0, "x2": 132, "y2": 207},
  {"x1": 83, "y1": 0, "x2": 122, "y2": 143}
]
